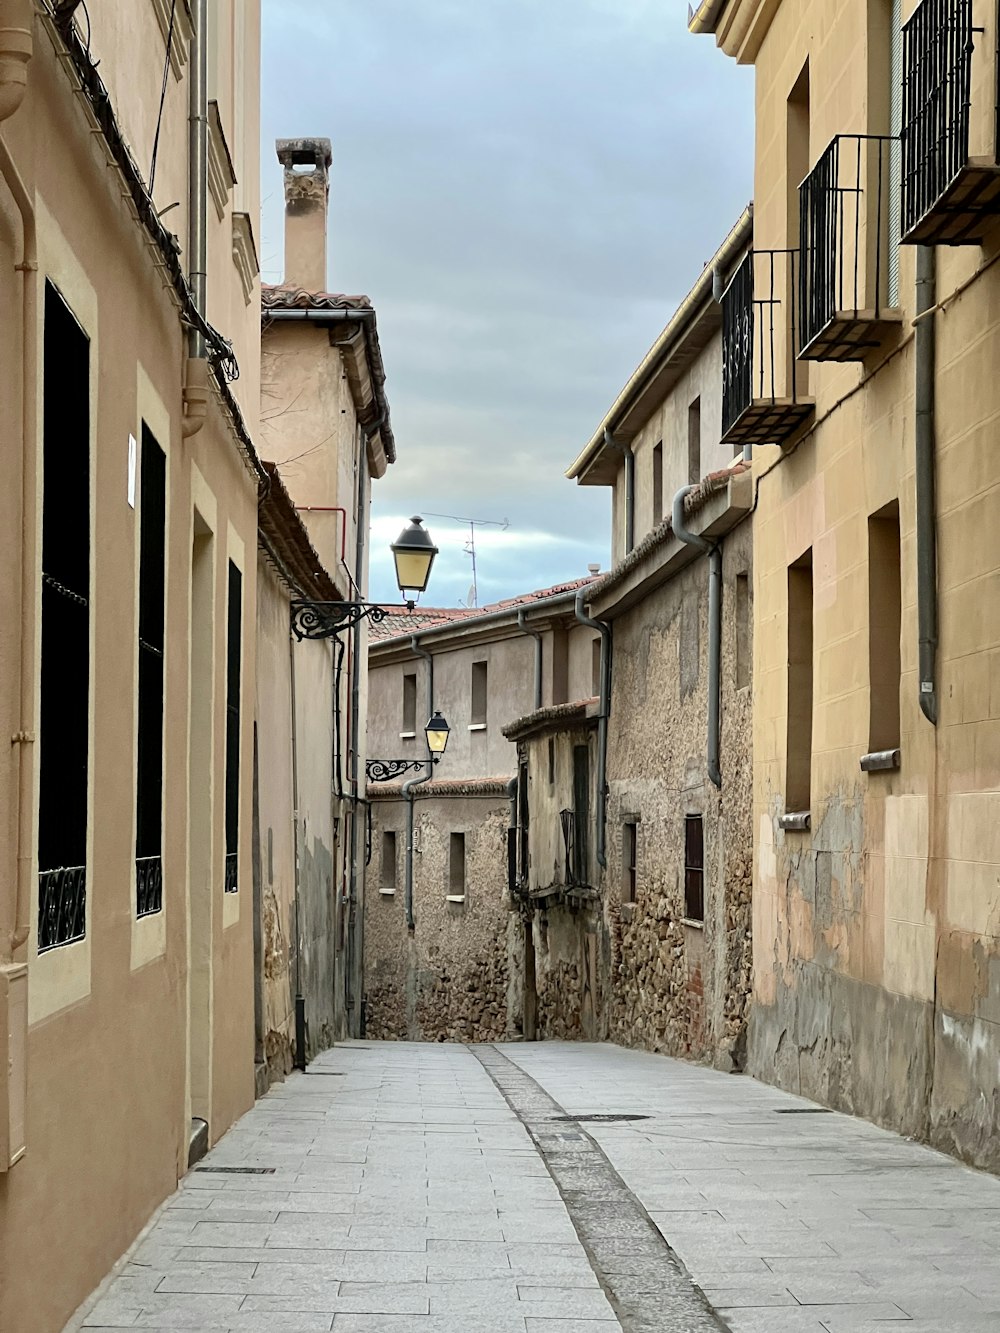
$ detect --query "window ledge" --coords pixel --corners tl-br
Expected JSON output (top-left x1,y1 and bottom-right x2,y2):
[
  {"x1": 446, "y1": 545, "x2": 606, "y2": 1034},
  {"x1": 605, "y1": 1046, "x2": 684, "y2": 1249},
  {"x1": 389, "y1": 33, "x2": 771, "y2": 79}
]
[
  {"x1": 680, "y1": 917, "x2": 705, "y2": 931},
  {"x1": 860, "y1": 748, "x2": 901, "y2": 773},
  {"x1": 399, "y1": 731, "x2": 416, "y2": 740},
  {"x1": 379, "y1": 888, "x2": 396, "y2": 897},
  {"x1": 779, "y1": 811, "x2": 811, "y2": 832},
  {"x1": 467, "y1": 723, "x2": 487, "y2": 732},
  {"x1": 446, "y1": 894, "x2": 466, "y2": 904}
]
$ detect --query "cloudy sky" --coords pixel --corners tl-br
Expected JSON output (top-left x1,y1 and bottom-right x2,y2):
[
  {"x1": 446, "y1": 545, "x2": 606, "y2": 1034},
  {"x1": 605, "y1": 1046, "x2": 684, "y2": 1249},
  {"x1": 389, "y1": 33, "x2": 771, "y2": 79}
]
[{"x1": 260, "y1": 1, "x2": 753, "y2": 608}]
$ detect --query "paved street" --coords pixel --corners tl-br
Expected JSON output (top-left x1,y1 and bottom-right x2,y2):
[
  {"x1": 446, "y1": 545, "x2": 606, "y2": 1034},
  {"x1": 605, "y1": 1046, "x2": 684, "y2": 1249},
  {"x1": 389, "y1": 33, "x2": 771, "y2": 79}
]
[{"x1": 71, "y1": 1042, "x2": 1000, "y2": 1333}]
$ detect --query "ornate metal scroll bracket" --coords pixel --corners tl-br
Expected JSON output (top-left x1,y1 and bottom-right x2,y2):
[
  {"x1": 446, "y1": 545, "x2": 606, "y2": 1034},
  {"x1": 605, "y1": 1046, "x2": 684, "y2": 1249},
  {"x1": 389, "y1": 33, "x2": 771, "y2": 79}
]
[
  {"x1": 366, "y1": 757, "x2": 437, "y2": 784},
  {"x1": 290, "y1": 600, "x2": 388, "y2": 641}
]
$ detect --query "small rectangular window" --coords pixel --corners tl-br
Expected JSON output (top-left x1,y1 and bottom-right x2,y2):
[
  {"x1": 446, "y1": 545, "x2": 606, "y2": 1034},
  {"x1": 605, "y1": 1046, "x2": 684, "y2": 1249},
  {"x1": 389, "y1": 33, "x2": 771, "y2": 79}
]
[
  {"x1": 652, "y1": 441, "x2": 663, "y2": 526},
  {"x1": 471, "y1": 660, "x2": 488, "y2": 726},
  {"x1": 868, "y1": 502, "x2": 901, "y2": 752},
  {"x1": 517, "y1": 760, "x2": 529, "y2": 881},
  {"x1": 224, "y1": 561, "x2": 242, "y2": 892},
  {"x1": 381, "y1": 831, "x2": 397, "y2": 892},
  {"x1": 547, "y1": 737, "x2": 555, "y2": 787},
  {"x1": 38, "y1": 282, "x2": 91, "y2": 952},
  {"x1": 572, "y1": 744, "x2": 590, "y2": 885},
  {"x1": 684, "y1": 814, "x2": 704, "y2": 922},
  {"x1": 402, "y1": 671, "x2": 417, "y2": 734},
  {"x1": 449, "y1": 832, "x2": 466, "y2": 900},
  {"x1": 786, "y1": 551, "x2": 814, "y2": 813},
  {"x1": 735, "y1": 571, "x2": 751, "y2": 690},
  {"x1": 688, "y1": 397, "x2": 701, "y2": 484},
  {"x1": 136, "y1": 426, "x2": 167, "y2": 917},
  {"x1": 591, "y1": 637, "x2": 602, "y2": 699},
  {"x1": 622, "y1": 822, "x2": 638, "y2": 904}
]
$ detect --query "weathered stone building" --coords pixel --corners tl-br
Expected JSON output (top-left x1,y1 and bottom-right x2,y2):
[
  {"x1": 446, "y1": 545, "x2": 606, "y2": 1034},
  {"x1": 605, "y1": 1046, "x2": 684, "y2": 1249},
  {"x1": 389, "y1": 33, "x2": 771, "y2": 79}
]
[
  {"x1": 693, "y1": 0, "x2": 1000, "y2": 1169},
  {"x1": 363, "y1": 582, "x2": 598, "y2": 1040}
]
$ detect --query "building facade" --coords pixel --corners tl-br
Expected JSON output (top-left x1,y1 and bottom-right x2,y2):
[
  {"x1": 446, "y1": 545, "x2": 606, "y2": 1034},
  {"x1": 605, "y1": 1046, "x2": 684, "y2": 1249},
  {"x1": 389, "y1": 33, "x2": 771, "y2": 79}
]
[
  {"x1": 693, "y1": 0, "x2": 1000, "y2": 1169},
  {"x1": 363, "y1": 583, "x2": 598, "y2": 1041},
  {"x1": 0, "y1": 2, "x2": 263, "y2": 1329}
]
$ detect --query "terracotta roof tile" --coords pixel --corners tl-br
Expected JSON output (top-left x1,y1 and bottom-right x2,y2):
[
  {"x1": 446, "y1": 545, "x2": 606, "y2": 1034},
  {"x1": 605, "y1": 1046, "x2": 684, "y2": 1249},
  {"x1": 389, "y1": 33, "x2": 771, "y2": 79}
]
[{"x1": 369, "y1": 575, "x2": 601, "y2": 645}]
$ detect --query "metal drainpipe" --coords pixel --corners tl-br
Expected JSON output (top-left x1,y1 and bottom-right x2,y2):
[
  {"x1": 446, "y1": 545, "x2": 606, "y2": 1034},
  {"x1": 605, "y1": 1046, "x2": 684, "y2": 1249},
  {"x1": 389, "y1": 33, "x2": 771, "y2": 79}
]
[
  {"x1": 672, "y1": 484, "x2": 722, "y2": 789},
  {"x1": 288, "y1": 635, "x2": 307, "y2": 1070},
  {"x1": 606, "y1": 427, "x2": 635, "y2": 554},
  {"x1": 346, "y1": 432, "x2": 372, "y2": 1034},
  {"x1": 182, "y1": 0, "x2": 208, "y2": 437},
  {"x1": 403, "y1": 631, "x2": 435, "y2": 931},
  {"x1": 915, "y1": 246, "x2": 938, "y2": 726},
  {"x1": 517, "y1": 609, "x2": 543, "y2": 710},
  {"x1": 574, "y1": 589, "x2": 610, "y2": 869},
  {"x1": 0, "y1": 0, "x2": 36, "y2": 958}
]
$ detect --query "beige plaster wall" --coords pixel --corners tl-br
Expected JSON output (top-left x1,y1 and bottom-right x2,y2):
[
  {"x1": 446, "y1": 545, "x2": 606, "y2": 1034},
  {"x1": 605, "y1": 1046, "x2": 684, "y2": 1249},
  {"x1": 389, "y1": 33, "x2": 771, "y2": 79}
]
[{"x1": 0, "y1": 11, "x2": 260, "y2": 1331}]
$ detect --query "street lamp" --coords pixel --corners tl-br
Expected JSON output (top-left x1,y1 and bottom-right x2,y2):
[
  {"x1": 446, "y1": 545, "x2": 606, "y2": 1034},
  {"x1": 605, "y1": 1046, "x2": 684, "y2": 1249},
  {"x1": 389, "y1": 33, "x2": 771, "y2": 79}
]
[
  {"x1": 392, "y1": 516, "x2": 439, "y2": 610},
  {"x1": 366, "y1": 711, "x2": 451, "y2": 783},
  {"x1": 291, "y1": 515, "x2": 439, "y2": 640}
]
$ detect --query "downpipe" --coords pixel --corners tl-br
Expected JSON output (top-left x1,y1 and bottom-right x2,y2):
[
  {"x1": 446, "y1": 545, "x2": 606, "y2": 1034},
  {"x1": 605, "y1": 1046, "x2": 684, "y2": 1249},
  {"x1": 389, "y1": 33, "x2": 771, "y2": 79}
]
[
  {"x1": 182, "y1": 0, "x2": 208, "y2": 438},
  {"x1": 915, "y1": 247, "x2": 938, "y2": 726},
  {"x1": 344, "y1": 442, "x2": 368, "y2": 1034},
  {"x1": 574, "y1": 588, "x2": 610, "y2": 869},
  {"x1": 288, "y1": 636, "x2": 306, "y2": 1070},
  {"x1": 403, "y1": 632, "x2": 435, "y2": 930},
  {"x1": 0, "y1": 0, "x2": 35, "y2": 959},
  {"x1": 517, "y1": 608, "x2": 543, "y2": 710},
  {"x1": 606, "y1": 427, "x2": 635, "y2": 554},
  {"x1": 672, "y1": 484, "x2": 722, "y2": 789}
]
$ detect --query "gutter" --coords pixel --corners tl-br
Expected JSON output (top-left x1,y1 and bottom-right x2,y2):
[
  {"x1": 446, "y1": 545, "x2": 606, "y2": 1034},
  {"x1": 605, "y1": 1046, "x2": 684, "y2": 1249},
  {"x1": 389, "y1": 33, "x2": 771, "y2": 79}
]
[
  {"x1": 372, "y1": 586, "x2": 589, "y2": 655},
  {"x1": 687, "y1": 0, "x2": 728, "y2": 34},
  {"x1": 672, "y1": 485, "x2": 723, "y2": 789},
  {"x1": 574, "y1": 589, "x2": 610, "y2": 869},
  {"x1": 516, "y1": 609, "x2": 543, "y2": 710}
]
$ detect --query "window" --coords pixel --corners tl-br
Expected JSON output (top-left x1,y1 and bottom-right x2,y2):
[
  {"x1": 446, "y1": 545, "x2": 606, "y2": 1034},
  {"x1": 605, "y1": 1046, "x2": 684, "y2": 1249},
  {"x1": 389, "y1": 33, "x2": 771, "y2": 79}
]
[
  {"x1": 449, "y1": 832, "x2": 466, "y2": 901},
  {"x1": 622, "y1": 821, "x2": 638, "y2": 904},
  {"x1": 868, "y1": 503, "x2": 901, "y2": 753},
  {"x1": 735, "y1": 571, "x2": 751, "y2": 690},
  {"x1": 868, "y1": 0, "x2": 902, "y2": 304},
  {"x1": 471, "y1": 660, "x2": 488, "y2": 726},
  {"x1": 517, "y1": 760, "x2": 529, "y2": 882},
  {"x1": 402, "y1": 671, "x2": 416, "y2": 734},
  {"x1": 381, "y1": 831, "x2": 397, "y2": 893},
  {"x1": 572, "y1": 744, "x2": 590, "y2": 885},
  {"x1": 551, "y1": 629, "x2": 569, "y2": 705},
  {"x1": 786, "y1": 551, "x2": 814, "y2": 813},
  {"x1": 38, "y1": 282, "x2": 90, "y2": 952},
  {"x1": 787, "y1": 62, "x2": 811, "y2": 398},
  {"x1": 547, "y1": 737, "x2": 555, "y2": 787},
  {"x1": 652, "y1": 441, "x2": 663, "y2": 526},
  {"x1": 688, "y1": 397, "x2": 701, "y2": 484},
  {"x1": 591, "y1": 637, "x2": 602, "y2": 699},
  {"x1": 136, "y1": 427, "x2": 166, "y2": 917},
  {"x1": 684, "y1": 815, "x2": 704, "y2": 922},
  {"x1": 224, "y1": 561, "x2": 242, "y2": 892}
]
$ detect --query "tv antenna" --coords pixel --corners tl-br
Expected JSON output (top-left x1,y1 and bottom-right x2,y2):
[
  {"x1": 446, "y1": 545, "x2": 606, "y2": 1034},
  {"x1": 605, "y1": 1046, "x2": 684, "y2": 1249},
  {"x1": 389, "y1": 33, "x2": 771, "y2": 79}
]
[{"x1": 422, "y1": 512, "x2": 510, "y2": 607}]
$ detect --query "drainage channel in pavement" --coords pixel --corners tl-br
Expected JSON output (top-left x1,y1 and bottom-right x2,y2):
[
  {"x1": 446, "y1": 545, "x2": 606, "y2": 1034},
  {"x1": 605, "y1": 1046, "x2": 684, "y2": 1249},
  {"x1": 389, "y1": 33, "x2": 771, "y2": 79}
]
[{"x1": 474, "y1": 1045, "x2": 731, "y2": 1333}]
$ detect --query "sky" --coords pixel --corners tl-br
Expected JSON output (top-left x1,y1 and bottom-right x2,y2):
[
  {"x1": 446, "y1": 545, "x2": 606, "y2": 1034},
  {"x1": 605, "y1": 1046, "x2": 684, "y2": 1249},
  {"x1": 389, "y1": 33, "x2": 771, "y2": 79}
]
[{"x1": 260, "y1": 0, "x2": 753, "y2": 609}]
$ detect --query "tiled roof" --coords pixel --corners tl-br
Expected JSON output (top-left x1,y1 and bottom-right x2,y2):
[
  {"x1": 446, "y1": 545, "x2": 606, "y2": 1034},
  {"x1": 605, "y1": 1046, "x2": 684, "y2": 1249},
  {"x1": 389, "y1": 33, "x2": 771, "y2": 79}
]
[
  {"x1": 370, "y1": 576, "x2": 600, "y2": 646},
  {"x1": 261, "y1": 284, "x2": 372, "y2": 312},
  {"x1": 367, "y1": 776, "x2": 512, "y2": 800},
  {"x1": 502, "y1": 698, "x2": 597, "y2": 743},
  {"x1": 258, "y1": 462, "x2": 340, "y2": 602}
]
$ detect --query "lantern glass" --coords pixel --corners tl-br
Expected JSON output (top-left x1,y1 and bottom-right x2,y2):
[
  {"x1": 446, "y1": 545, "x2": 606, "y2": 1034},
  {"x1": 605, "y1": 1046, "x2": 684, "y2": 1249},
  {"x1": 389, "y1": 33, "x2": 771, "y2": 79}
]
[
  {"x1": 392, "y1": 516, "x2": 439, "y2": 596},
  {"x1": 425, "y1": 711, "x2": 450, "y2": 755}
]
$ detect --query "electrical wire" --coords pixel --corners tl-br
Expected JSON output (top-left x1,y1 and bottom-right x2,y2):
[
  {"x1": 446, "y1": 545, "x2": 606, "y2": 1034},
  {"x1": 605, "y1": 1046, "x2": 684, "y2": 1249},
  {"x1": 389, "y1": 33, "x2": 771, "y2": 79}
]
[{"x1": 148, "y1": 0, "x2": 177, "y2": 195}]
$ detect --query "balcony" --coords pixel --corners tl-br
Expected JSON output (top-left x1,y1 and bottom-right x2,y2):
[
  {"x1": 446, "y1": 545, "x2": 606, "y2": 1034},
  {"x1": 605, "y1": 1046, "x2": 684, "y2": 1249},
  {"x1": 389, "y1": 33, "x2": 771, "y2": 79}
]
[
  {"x1": 901, "y1": 0, "x2": 1000, "y2": 245},
  {"x1": 721, "y1": 250, "x2": 815, "y2": 449},
  {"x1": 799, "y1": 135, "x2": 903, "y2": 362}
]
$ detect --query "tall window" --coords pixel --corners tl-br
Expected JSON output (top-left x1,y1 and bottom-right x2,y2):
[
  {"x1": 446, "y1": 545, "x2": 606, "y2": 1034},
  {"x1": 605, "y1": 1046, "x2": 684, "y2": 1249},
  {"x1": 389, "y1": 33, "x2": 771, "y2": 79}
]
[
  {"x1": 517, "y1": 759, "x2": 529, "y2": 882},
  {"x1": 735, "y1": 571, "x2": 751, "y2": 690},
  {"x1": 787, "y1": 62, "x2": 811, "y2": 397},
  {"x1": 224, "y1": 561, "x2": 242, "y2": 892},
  {"x1": 688, "y1": 398, "x2": 701, "y2": 484},
  {"x1": 547, "y1": 737, "x2": 555, "y2": 787},
  {"x1": 622, "y1": 821, "x2": 638, "y2": 904},
  {"x1": 381, "y1": 831, "x2": 397, "y2": 892},
  {"x1": 449, "y1": 832, "x2": 466, "y2": 900},
  {"x1": 684, "y1": 815, "x2": 705, "y2": 922},
  {"x1": 591, "y1": 637, "x2": 602, "y2": 699},
  {"x1": 652, "y1": 441, "x2": 663, "y2": 526},
  {"x1": 869, "y1": 0, "x2": 902, "y2": 304},
  {"x1": 572, "y1": 743, "x2": 590, "y2": 885},
  {"x1": 402, "y1": 671, "x2": 416, "y2": 734},
  {"x1": 471, "y1": 660, "x2": 488, "y2": 726},
  {"x1": 38, "y1": 283, "x2": 90, "y2": 951},
  {"x1": 786, "y1": 551, "x2": 814, "y2": 813},
  {"x1": 868, "y1": 503, "x2": 901, "y2": 752},
  {"x1": 136, "y1": 427, "x2": 166, "y2": 916}
]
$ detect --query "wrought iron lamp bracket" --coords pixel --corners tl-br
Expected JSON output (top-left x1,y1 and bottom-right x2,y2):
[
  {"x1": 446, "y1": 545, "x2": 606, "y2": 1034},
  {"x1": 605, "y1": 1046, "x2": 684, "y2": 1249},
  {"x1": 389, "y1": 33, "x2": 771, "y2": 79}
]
[
  {"x1": 366, "y1": 757, "x2": 438, "y2": 784},
  {"x1": 290, "y1": 600, "x2": 387, "y2": 641}
]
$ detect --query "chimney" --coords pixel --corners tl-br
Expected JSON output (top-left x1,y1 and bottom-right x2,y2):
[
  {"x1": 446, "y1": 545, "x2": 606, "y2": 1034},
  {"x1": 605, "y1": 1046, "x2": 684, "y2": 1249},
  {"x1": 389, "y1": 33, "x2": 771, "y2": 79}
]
[{"x1": 276, "y1": 137, "x2": 332, "y2": 293}]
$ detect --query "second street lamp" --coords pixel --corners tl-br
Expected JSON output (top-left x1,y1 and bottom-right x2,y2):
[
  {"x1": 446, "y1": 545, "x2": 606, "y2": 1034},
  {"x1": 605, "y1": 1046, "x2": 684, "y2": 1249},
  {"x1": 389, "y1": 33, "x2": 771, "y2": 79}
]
[{"x1": 366, "y1": 712, "x2": 451, "y2": 784}]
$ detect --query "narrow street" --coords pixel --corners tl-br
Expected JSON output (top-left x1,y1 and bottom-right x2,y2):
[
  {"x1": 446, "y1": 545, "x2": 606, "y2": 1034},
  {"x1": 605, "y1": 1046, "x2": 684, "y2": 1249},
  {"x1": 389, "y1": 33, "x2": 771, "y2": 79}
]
[{"x1": 72, "y1": 1043, "x2": 1000, "y2": 1333}]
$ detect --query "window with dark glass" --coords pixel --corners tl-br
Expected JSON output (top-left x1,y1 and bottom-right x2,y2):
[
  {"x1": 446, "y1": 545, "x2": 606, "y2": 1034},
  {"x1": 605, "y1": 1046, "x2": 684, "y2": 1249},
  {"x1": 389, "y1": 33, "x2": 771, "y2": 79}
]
[
  {"x1": 224, "y1": 561, "x2": 242, "y2": 892},
  {"x1": 572, "y1": 743, "x2": 590, "y2": 885},
  {"x1": 402, "y1": 671, "x2": 416, "y2": 734},
  {"x1": 449, "y1": 832, "x2": 466, "y2": 900},
  {"x1": 684, "y1": 814, "x2": 704, "y2": 922},
  {"x1": 37, "y1": 282, "x2": 90, "y2": 952},
  {"x1": 136, "y1": 427, "x2": 166, "y2": 916},
  {"x1": 622, "y1": 821, "x2": 638, "y2": 904},
  {"x1": 381, "y1": 831, "x2": 397, "y2": 892}
]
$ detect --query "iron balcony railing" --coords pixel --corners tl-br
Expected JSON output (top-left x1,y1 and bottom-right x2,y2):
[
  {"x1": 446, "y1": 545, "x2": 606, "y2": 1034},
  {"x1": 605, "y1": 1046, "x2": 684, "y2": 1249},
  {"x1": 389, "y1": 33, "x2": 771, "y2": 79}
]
[
  {"x1": 901, "y1": 0, "x2": 1000, "y2": 243},
  {"x1": 136, "y1": 854, "x2": 163, "y2": 918},
  {"x1": 38, "y1": 865, "x2": 86, "y2": 952},
  {"x1": 721, "y1": 250, "x2": 814, "y2": 446},
  {"x1": 799, "y1": 135, "x2": 900, "y2": 360}
]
